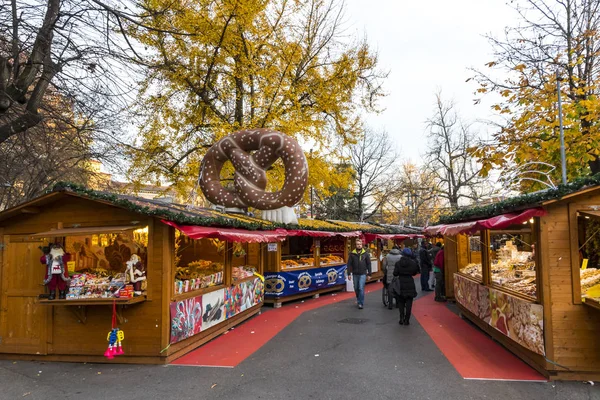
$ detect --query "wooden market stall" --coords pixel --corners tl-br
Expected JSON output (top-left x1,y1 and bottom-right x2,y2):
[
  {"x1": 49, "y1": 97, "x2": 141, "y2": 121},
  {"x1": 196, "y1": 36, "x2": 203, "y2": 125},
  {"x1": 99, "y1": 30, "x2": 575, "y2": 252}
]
[
  {"x1": 0, "y1": 184, "x2": 281, "y2": 364},
  {"x1": 263, "y1": 220, "x2": 359, "y2": 307},
  {"x1": 427, "y1": 180, "x2": 600, "y2": 381},
  {"x1": 262, "y1": 219, "x2": 414, "y2": 306}
]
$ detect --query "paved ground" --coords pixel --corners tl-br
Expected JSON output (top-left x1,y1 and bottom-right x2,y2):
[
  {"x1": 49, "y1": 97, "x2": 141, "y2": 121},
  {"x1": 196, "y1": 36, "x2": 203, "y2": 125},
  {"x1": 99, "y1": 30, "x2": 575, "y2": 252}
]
[{"x1": 1, "y1": 289, "x2": 599, "y2": 400}]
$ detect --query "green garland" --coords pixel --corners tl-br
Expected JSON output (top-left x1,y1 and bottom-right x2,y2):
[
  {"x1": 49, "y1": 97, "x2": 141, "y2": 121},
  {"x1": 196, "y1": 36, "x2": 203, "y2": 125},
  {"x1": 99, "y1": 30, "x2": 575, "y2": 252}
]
[
  {"x1": 51, "y1": 182, "x2": 400, "y2": 233},
  {"x1": 437, "y1": 173, "x2": 600, "y2": 225}
]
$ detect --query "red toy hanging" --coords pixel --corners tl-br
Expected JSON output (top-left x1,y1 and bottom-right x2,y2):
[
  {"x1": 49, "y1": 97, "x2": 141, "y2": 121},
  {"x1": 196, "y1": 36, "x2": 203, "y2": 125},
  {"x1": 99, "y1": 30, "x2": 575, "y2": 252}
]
[{"x1": 104, "y1": 300, "x2": 125, "y2": 359}]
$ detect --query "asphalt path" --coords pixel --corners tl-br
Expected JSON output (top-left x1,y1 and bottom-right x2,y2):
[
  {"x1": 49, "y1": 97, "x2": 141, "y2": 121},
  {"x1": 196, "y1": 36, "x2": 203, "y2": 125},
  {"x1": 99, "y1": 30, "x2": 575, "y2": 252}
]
[{"x1": 0, "y1": 288, "x2": 599, "y2": 400}]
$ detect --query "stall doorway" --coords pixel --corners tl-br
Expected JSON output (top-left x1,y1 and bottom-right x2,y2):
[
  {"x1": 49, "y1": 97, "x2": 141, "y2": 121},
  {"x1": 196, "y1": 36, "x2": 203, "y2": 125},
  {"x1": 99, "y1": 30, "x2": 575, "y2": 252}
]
[{"x1": 0, "y1": 237, "x2": 48, "y2": 355}]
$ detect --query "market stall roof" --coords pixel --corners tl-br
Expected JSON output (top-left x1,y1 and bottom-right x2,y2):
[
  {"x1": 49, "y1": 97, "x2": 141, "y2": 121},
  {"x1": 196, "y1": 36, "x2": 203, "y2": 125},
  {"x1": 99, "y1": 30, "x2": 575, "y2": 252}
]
[
  {"x1": 434, "y1": 175, "x2": 600, "y2": 226},
  {"x1": 0, "y1": 182, "x2": 400, "y2": 237},
  {"x1": 31, "y1": 225, "x2": 140, "y2": 238},
  {"x1": 162, "y1": 221, "x2": 287, "y2": 243},
  {"x1": 284, "y1": 229, "x2": 361, "y2": 238},
  {"x1": 362, "y1": 233, "x2": 423, "y2": 243},
  {"x1": 326, "y1": 220, "x2": 388, "y2": 234},
  {"x1": 425, "y1": 208, "x2": 547, "y2": 236}
]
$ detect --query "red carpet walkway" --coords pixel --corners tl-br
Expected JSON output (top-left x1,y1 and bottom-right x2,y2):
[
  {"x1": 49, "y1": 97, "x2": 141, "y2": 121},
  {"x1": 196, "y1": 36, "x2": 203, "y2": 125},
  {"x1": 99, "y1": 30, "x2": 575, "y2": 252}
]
[
  {"x1": 173, "y1": 286, "x2": 546, "y2": 382},
  {"x1": 413, "y1": 294, "x2": 546, "y2": 381},
  {"x1": 171, "y1": 285, "x2": 380, "y2": 367}
]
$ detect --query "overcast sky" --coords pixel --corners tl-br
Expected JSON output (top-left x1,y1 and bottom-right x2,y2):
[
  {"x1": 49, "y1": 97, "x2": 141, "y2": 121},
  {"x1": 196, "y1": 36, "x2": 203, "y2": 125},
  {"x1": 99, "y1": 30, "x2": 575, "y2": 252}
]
[{"x1": 344, "y1": 0, "x2": 517, "y2": 163}]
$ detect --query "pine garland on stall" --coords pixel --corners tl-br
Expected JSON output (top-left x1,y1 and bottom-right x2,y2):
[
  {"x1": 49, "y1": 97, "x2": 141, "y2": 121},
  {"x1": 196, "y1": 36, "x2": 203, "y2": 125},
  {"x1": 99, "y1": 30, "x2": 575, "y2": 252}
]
[{"x1": 437, "y1": 173, "x2": 600, "y2": 225}]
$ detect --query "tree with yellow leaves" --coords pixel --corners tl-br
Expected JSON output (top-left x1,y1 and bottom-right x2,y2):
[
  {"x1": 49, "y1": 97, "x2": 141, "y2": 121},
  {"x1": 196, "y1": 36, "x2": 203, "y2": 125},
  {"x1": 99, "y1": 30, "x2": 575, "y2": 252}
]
[
  {"x1": 126, "y1": 0, "x2": 386, "y2": 200},
  {"x1": 377, "y1": 162, "x2": 442, "y2": 227},
  {"x1": 470, "y1": 0, "x2": 600, "y2": 190}
]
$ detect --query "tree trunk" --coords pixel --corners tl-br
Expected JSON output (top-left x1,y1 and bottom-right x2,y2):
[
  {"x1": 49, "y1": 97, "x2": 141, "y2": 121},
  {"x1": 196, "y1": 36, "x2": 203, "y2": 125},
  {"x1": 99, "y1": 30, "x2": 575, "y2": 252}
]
[{"x1": 589, "y1": 157, "x2": 600, "y2": 175}]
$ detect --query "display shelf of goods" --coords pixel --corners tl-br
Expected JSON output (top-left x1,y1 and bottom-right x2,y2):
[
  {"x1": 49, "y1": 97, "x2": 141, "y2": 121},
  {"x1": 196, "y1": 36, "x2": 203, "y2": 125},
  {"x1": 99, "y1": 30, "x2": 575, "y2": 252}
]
[
  {"x1": 581, "y1": 268, "x2": 600, "y2": 302},
  {"x1": 460, "y1": 263, "x2": 482, "y2": 281},
  {"x1": 39, "y1": 295, "x2": 146, "y2": 306},
  {"x1": 319, "y1": 254, "x2": 345, "y2": 266},
  {"x1": 281, "y1": 254, "x2": 314, "y2": 269},
  {"x1": 63, "y1": 272, "x2": 145, "y2": 300},
  {"x1": 232, "y1": 266, "x2": 256, "y2": 282},
  {"x1": 490, "y1": 241, "x2": 536, "y2": 298},
  {"x1": 174, "y1": 260, "x2": 224, "y2": 294}
]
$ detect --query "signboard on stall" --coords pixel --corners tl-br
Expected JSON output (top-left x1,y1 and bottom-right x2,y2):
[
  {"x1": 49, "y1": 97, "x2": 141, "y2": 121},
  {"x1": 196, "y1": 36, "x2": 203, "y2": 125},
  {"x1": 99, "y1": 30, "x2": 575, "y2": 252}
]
[
  {"x1": 264, "y1": 265, "x2": 347, "y2": 297},
  {"x1": 268, "y1": 243, "x2": 278, "y2": 252}
]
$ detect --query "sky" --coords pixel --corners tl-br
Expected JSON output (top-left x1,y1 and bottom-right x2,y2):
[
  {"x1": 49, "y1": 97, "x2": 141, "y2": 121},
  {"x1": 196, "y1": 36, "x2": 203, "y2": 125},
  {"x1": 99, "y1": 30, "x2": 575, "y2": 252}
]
[{"x1": 344, "y1": 0, "x2": 517, "y2": 163}]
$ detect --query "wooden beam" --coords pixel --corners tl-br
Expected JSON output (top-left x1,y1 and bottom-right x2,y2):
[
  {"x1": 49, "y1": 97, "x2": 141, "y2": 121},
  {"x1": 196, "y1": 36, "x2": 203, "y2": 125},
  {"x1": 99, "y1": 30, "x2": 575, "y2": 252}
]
[{"x1": 20, "y1": 207, "x2": 39, "y2": 214}]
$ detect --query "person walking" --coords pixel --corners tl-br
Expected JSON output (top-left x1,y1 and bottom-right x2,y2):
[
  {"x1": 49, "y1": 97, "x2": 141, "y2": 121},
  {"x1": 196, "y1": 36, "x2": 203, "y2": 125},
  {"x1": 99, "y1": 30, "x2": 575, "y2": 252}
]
[
  {"x1": 382, "y1": 245, "x2": 402, "y2": 310},
  {"x1": 347, "y1": 238, "x2": 371, "y2": 309},
  {"x1": 428, "y1": 242, "x2": 442, "y2": 288},
  {"x1": 392, "y1": 247, "x2": 419, "y2": 325},
  {"x1": 433, "y1": 246, "x2": 446, "y2": 302},
  {"x1": 419, "y1": 242, "x2": 433, "y2": 292}
]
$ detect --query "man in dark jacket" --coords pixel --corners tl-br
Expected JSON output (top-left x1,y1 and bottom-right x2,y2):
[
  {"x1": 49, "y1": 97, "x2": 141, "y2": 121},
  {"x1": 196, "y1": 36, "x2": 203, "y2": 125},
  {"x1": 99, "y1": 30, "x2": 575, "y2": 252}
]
[
  {"x1": 419, "y1": 242, "x2": 433, "y2": 292},
  {"x1": 433, "y1": 247, "x2": 446, "y2": 302},
  {"x1": 393, "y1": 247, "x2": 419, "y2": 325},
  {"x1": 347, "y1": 238, "x2": 371, "y2": 309},
  {"x1": 382, "y1": 246, "x2": 402, "y2": 310}
]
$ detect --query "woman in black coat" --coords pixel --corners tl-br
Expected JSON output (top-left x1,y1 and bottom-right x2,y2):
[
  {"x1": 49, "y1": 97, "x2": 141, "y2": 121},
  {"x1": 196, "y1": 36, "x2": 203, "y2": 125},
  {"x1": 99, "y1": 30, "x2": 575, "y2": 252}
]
[{"x1": 392, "y1": 247, "x2": 420, "y2": 325}]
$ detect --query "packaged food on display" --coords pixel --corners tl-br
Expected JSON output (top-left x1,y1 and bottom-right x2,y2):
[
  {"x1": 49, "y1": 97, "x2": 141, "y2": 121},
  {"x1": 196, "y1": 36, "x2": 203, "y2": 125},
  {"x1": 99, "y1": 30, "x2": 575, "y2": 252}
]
[
  {"x1": 232, "y1": 266, "x2": 256, "y2": 281},
  {"x1": 174, "y1": 259, "x2": 224, "y2": 294},
  {"x1": 460, "y1": 263, "x2": 482, "y2": 280},
  {"x1": 65, "y1": 273, "x2": 128, "y2": 299},
  {"x1": 319, "y1": 255, "x2": 344, "y2": 266},
  {"x1": 581, "y1": 268, "x2": 600, "y2": 300}
]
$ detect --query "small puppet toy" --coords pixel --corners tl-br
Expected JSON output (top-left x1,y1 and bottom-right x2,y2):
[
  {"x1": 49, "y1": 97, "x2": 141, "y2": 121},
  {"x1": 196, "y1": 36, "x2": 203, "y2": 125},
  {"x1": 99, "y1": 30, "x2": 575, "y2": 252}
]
[{"x1": 41, "y1": 243, "x2": 71, "y2": 300}]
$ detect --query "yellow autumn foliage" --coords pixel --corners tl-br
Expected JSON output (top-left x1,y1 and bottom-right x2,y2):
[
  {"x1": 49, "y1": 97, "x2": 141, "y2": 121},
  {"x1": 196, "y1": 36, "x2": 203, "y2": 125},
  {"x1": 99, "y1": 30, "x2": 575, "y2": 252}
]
[{"x1": 125, "y1": 0, "x2": 384, "y2": 203}]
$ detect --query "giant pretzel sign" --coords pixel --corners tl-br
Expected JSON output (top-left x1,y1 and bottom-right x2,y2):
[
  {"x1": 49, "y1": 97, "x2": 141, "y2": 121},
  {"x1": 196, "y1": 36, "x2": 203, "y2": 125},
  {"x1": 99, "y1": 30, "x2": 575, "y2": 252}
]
[{"x1": 199, "y1": 129, "x2": 308, "y2": 221}]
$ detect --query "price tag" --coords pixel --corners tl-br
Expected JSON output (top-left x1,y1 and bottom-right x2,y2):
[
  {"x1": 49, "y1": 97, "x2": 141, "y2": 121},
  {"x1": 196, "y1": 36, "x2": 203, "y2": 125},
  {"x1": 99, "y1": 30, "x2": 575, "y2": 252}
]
[
  {"x1": 67, "y1": 261, "x2": 76, "y2": 273},
  {"x1": 582, "y1": 259, "x2": 589, "y2": 270},
  {"x1": 268, "y1": 243, "x2": 277, "y2": 252}
]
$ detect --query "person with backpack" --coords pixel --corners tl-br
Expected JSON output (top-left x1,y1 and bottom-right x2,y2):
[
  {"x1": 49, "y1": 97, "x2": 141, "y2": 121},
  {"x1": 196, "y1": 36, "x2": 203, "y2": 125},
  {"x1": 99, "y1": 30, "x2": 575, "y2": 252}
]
[
  {"x1": 419, "y1": 242, "x2": 433, "y2": 292},
  {"x1": 382, "y1": 245, "x2": 402, "y2": 310},
  {"x1": 392, "y1": 247, "x2": 419, "y2": 325}
]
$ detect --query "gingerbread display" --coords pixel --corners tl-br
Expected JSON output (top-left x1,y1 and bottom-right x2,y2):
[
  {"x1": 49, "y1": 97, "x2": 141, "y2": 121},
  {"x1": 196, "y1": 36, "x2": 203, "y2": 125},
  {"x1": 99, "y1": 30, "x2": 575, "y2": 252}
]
[{"x1": 199, "y1": 129, "x2": 309, "y2": 213}]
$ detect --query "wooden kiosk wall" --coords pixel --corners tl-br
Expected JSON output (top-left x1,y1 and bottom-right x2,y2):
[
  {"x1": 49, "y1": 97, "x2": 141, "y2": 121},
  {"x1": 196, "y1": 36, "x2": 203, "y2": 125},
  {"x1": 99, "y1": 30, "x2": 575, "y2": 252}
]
[
  {"x1": 541, "y1": 198, "x2": 600, "y2": 379},
  {"x1": 0, "y1": 194, "x2": 263, "y2": 364}
]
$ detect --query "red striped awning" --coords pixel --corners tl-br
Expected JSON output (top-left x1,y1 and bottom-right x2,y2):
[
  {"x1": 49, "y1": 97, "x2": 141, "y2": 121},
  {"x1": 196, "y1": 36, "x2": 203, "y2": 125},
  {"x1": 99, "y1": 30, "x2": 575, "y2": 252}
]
[
  {"x1": 424, "y1": 208, "x2": 547, "y2": 236},
  {"x1": 162, "y1": 220, "x2": 287, "y2": 243},
  {"x1": 284, "y1": 229, "x2": 361, "y2": 238},
  {"x1": 362, "y1": 233, "x2": 424, "y2": 243}
]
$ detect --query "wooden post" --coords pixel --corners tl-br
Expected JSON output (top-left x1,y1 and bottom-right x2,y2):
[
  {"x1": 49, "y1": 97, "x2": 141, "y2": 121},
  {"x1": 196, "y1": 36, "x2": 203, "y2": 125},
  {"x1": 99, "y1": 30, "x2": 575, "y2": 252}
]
[
  {"x1": 481, "y1": 230, "x2": 491, "y2": 286},
  {"x1": 161, "y1": 222, "x2": 173, "y2": 354},
  {"x1": 568, "y1": 203, "x2": 582, "y2": 305},
  {"x1": 225, "y1": 240, "x2": 232, "y2": 287}
]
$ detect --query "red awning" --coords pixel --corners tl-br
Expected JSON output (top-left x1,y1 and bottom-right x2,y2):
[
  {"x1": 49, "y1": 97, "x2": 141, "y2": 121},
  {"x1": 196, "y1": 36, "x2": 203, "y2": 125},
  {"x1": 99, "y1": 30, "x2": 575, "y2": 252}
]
[
  {"x1": 284, "y1": 229, "x2": 361, "y2": 238},
  {"x1": 162, "y1": 220, "x2": 287, "y2": 243},
  {"x1": 477, "y1": 208, "x2": 546, "y2": 230},
  {"x1": 424, "y1": 208, "x2": 547, "y2": 236},
  {"x1": 363, "y1": 233, "x2": 423, "y2": 243}
]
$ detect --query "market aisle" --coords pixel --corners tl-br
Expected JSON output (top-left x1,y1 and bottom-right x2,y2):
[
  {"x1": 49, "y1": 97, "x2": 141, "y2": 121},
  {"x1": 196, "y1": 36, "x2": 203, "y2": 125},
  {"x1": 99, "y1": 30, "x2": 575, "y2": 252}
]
[
  {"x1": 174, "y1": 281, "x2": 545, "y2": 382},
  {"x1": 171, "y1": 284, "x2": 382, "y2": 367},
  {"x1": 413, "y1": 294, "x2": 546, "y2": 381},
  {"x1": 0, "y1": 289, "x2": 594, "y2": 400}
]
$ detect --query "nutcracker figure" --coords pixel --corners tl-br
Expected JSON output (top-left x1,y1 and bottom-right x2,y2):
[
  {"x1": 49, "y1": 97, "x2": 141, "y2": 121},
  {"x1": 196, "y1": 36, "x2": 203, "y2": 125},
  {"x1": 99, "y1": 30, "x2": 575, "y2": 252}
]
[
  {"x1": 41, "y1": 243, "x2": 71, "y2": 300},
  {"x1": 125, "y1": 254, "x2": 146, "y2": 293}
]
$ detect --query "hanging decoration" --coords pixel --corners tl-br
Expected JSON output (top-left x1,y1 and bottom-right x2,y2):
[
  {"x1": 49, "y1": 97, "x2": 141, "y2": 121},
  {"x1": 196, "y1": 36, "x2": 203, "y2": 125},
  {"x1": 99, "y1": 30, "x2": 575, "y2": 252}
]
[
  {"x1": 198, "y1": 129, "x2": 309, "y2": 224},
  {"x1": 104, "y1": 300, "x2": 125, "y2": 359}
]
